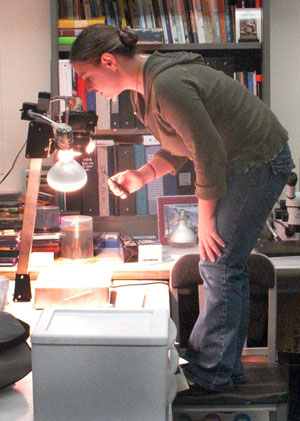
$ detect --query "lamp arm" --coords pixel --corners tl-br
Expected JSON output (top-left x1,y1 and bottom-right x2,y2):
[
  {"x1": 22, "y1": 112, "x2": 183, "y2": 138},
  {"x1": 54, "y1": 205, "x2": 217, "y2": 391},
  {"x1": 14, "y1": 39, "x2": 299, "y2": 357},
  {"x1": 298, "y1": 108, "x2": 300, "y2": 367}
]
[{"x1": 27, "y1": 109, "x2": 73, "y2": 150}]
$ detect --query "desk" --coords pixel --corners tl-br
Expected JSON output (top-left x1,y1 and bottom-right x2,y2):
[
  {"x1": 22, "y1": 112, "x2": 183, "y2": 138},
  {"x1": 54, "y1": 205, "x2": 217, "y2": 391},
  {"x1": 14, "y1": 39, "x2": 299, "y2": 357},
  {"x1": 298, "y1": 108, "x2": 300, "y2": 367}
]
[{"x1": 0, "y1": 245, "x2": 199, "y2": 282}]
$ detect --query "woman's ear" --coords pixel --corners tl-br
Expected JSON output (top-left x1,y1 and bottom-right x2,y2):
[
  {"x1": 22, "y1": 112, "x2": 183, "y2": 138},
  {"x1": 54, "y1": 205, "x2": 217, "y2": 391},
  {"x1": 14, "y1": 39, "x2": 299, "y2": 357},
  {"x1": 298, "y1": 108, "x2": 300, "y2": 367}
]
[{"x1": 101, "y1": 53, "x2": 117, "y2": 72}]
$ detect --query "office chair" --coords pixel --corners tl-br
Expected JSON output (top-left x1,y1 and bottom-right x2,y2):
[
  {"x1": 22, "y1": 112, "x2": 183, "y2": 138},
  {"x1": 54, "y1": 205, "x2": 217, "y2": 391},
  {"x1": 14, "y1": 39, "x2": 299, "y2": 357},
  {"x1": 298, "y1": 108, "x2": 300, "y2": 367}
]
[{"x1": 170, "y1": 253, "x2": 289, "y2": 421}]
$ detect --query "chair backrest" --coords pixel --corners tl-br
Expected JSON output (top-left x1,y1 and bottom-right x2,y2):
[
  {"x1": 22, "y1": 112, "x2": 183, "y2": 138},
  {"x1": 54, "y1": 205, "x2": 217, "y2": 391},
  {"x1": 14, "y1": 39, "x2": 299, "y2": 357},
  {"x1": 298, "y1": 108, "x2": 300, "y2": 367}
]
[{"x1": 169, "y1": 252, "x2": 277, "y2": 363}]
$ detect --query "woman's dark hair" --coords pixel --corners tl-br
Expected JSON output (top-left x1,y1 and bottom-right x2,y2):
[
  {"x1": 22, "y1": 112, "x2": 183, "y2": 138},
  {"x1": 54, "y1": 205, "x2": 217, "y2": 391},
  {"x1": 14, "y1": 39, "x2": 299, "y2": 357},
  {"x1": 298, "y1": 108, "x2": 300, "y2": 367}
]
[{"x1": 70, "y1": 24, "x2": 138, "y2": 65}]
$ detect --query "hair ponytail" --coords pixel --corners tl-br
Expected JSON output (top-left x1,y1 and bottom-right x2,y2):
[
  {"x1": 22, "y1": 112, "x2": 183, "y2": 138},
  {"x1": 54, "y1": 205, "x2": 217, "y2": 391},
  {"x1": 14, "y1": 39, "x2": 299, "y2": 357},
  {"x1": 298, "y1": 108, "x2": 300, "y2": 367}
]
[{"x1": 70, "y1": 24, "x2": 138, "y2": 64}]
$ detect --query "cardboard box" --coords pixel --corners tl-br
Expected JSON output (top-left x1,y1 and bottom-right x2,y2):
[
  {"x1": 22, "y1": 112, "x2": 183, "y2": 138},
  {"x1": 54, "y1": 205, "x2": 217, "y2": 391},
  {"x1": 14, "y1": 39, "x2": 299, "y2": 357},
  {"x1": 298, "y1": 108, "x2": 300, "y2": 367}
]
[{"x1": 118, "y1": 235, "x2": 162, "y2": 263}]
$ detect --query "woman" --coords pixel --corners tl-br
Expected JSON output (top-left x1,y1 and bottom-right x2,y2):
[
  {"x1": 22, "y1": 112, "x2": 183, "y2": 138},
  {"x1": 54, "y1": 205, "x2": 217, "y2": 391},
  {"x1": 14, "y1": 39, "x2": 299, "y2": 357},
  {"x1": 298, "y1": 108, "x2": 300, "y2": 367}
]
[{"x1": 70, "y1": 25, "x2": 294, "y2": 392}]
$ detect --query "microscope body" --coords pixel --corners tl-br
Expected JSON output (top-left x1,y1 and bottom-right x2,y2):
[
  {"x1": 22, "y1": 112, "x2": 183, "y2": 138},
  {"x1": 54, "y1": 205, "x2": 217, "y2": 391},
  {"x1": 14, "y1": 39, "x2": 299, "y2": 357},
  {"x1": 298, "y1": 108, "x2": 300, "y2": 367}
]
[{"x1": 273, "y1": 172, "x2": 300, "y2": 241}]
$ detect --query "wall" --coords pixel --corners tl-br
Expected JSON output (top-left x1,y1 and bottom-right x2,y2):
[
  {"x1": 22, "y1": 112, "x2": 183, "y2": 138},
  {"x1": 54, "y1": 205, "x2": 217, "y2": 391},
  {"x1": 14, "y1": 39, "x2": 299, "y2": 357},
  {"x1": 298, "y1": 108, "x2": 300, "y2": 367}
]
[
  {"x1": 270, "y1": 0, "x2": 300, "y2": 182},
  {"x1": 0, "y1": 0, "x2": 51, "y2": 193}
]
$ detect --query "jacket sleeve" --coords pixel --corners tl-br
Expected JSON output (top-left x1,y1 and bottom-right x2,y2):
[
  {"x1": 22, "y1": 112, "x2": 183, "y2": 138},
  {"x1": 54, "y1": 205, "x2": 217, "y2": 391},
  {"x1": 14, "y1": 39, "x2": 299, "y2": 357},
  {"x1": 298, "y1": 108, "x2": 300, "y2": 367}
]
[{"x1": 154, "y1": 73, "x2": 227, "y2": 200}]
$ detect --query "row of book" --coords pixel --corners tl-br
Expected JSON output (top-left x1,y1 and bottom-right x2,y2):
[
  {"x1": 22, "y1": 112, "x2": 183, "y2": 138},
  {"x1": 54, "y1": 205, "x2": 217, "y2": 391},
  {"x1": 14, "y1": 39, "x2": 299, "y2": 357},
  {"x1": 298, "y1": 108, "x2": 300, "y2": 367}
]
[
  {"x1": 57, "y1": 0, "x2": 262, "y2": 45},
  {"x1": 64, "y1": 143, "x2": 196, "y2": 217}
]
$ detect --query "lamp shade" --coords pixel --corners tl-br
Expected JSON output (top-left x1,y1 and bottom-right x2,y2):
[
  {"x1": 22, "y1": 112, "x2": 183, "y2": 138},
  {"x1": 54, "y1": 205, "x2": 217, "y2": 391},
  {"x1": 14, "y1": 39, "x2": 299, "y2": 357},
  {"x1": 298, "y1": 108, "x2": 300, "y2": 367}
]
[{"x1": 47, "y1": 159, "x2": 87, "y2": 192}]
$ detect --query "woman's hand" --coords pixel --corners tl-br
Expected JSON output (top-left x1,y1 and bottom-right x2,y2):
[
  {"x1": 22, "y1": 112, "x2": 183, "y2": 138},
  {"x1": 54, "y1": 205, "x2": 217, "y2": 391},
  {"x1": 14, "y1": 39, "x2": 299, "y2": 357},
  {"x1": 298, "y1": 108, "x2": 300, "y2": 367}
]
[
  {"x1": 108, "y1": 169, "x2": 145, "y2": 199},
  {"x1": 197, "y1": 199, "x2": 225, "y2": 262}
]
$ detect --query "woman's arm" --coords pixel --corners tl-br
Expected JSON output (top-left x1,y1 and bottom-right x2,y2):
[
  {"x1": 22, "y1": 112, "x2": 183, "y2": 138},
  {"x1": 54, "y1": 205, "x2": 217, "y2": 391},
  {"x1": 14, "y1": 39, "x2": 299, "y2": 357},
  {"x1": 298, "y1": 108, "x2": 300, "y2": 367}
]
[{"x1": 108, "y1": 154, "x2": 174, "y2": 198}]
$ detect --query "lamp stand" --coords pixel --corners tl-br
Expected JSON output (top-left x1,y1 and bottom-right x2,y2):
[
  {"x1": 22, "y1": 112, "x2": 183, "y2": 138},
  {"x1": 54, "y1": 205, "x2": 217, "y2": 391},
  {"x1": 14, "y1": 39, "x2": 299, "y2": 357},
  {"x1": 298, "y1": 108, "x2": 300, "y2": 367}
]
[{"x1": 13, "y1": 158, "x2": 42, "y2": 301}]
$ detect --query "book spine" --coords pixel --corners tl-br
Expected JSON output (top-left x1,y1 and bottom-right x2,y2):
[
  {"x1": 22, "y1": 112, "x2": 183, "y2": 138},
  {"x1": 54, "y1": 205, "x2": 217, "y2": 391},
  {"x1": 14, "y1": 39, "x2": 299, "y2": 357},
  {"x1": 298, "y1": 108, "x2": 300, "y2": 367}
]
[
  {"x1": 177, "y1": 0, "x2": 191, "y2": 43},
  {"x1": 82, "y1": 0, "x2": 92, "y2": 18},
  {"x1": 201, "y1": 0, "x2": 214, "y2": 43},
  {"x1": 157, "y1": 0, "x2": 171, "y2": 43},
  {"x1": 134, "y1": 145, "x2": 148, "y2": 215},
  {"x1": 116, "y1": 145, "x2": 136, "y2": 215},
  {"x1": 165, "y1": 0, "x2": 180, "y2": 43},
  {"x1": 79, "y1": 150, "x2": 100, "y2": 216},
  {"x1": 58, "y1": 28, "x2": 83, "y2": 36},
  {"x1": 97, "y1": 146, "x2": 110, "y2": 216},
  {"x1": 208, "y1": 0, "x2": 221, "y2": 42},
  {"x1": 176, "y1": 159, "x2": 196, "y2": 195},
  {"x1": 107, "y1": 146, "x2": 118, "y2": 215},
  {"x1": 86, "y1": 90, "x2": 96, "y2": 112},
  {"x1": 223, "y1": 0, "x2": 233, "y2": 42},
  {"x1": 127, "y1": 0, "x2": 140, "y2": 28},
  {"x1": 57, "y1": 16, "x2": 105, "y2": 28},
  {"x1": 218, "y1": 0, "x2": 227, "y2": 42},
  {"x1": 95, "y1": 93, "x2": 111, "y2": 129},
  {"x1": 58, "y1": 59, "x2": 72, "y2": 113},
  {"x1": 110, "y1": 96, "x2": 119, "y2": 129},
  {"x1": 145, "y1": 145, "x2": 164, "y2": 215},
  {"x1": 76, "y1": 75, "x2": 87, "y2": 111},
  {"x1": 186, "y1": 0, "x2": 199, "y2": 43},
  {"x1": 58, "y1": 36, "x2": 77, "y2": 45},
  {"x1": 192, "y1": 0, "x2": 206, "y2": 43},
  {"x1": 118, "y1": 90, "x2": 136, "y2": 128},
  {"x1": 172, "y1": 0, "x2": 185, "y2": 43}
]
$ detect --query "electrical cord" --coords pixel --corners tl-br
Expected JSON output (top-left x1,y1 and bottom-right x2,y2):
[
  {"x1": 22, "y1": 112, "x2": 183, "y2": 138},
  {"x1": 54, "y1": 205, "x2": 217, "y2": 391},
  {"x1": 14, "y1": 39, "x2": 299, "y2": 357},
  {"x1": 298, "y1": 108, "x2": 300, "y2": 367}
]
[
  {"x1": 110, "y1": 281, "x2": 169, "y2": 288},
  {"x1": 0, "y1": 140, "x2": 27, "y2": 185}
]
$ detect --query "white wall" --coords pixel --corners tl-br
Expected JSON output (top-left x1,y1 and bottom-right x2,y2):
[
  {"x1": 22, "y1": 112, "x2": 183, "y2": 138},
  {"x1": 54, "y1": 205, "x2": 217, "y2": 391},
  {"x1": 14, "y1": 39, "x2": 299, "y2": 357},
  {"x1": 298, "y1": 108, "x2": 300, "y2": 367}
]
[
  {"x1": 0, "y1": 0, "x2": 51, "y2": 193},
  {"x1": 270, "y1": 0, "x2": 300, "y2": 181}
]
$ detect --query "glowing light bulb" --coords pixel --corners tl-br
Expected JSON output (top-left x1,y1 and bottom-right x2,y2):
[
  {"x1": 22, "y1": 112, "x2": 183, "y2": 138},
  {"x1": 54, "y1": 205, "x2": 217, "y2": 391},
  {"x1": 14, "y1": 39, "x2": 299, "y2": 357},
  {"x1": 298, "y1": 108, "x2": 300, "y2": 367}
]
[
  {"x1": 85, "y1": 139, "x2": 96, "y2": 154},
  {"x1": 47, "y1": 149, "x2": 87, "y2": 192}
]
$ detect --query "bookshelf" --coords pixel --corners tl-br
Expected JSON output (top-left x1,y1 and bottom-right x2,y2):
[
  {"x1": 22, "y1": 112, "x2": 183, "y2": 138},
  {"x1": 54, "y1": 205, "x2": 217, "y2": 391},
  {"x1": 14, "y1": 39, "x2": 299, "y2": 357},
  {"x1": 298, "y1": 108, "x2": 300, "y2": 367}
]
[{"x1": 49, "y1": 0, "x2": 270, "y2": 235}]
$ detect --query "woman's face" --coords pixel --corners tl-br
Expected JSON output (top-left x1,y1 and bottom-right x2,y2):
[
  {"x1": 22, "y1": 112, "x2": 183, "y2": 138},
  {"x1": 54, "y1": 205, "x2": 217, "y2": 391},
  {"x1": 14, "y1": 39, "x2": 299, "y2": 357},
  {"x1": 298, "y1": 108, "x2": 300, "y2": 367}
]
[{"x1": 72, "y1": 57, "x2": 123, "y2": 99}]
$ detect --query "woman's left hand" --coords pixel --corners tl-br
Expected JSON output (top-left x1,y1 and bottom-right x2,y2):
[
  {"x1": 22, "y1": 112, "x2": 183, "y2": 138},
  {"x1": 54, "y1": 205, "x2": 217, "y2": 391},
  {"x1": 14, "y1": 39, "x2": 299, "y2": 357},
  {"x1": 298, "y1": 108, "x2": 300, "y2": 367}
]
[{"x1": 197, "y1": 198, "x2": 225, "y2": 262}]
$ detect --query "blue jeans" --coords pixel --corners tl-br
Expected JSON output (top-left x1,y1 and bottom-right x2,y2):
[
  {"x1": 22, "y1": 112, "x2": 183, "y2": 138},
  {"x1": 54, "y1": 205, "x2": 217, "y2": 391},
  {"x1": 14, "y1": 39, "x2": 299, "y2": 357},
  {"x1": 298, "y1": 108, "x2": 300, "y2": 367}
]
[{"x1": 184, "y1": 143, "x2": 295, "y2": 391}]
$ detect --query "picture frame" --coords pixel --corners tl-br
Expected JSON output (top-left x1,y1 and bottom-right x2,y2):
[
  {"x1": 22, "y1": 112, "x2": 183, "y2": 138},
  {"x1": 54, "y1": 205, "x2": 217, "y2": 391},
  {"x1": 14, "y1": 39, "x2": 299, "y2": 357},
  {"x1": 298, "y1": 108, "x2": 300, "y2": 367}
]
[
  {"x1": 235, "y1": 8, "x2": 262, "y2": 43},
  {"x1": 157, "y1": 195, "x2": 198, "y2": 245}
]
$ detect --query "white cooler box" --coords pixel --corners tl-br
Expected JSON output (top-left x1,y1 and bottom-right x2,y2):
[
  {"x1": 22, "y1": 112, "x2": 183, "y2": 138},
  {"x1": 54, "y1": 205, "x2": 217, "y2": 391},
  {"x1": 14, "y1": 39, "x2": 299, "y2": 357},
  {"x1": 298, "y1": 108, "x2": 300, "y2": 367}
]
[{"x1": 31, "y1": 307, "x2": 178, "y2": 421}]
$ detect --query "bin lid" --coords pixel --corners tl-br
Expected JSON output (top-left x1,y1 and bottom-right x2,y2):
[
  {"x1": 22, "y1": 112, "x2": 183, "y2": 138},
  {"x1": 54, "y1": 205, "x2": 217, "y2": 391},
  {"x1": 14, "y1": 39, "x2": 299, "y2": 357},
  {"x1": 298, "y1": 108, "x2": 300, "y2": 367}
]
[{"x1": 31, "y1": 307, "x2": 172, "y2": 346}]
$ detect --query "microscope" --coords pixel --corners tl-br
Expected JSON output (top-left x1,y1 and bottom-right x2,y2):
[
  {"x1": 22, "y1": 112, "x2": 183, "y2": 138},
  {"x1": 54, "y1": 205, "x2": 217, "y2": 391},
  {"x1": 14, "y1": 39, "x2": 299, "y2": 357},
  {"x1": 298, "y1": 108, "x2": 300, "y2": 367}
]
[{"x1": 269, "y1": 172, "x2": 300, "y2": 242}]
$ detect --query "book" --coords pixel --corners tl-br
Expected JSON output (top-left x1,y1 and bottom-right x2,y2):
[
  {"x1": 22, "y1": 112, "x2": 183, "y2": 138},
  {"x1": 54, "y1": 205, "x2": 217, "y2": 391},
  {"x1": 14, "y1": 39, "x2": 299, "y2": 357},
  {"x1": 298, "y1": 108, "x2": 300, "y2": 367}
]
[
  {"x1": 145, "y1": 145, "x2": 164, "y2": 215},
  {"x1": 218, "y1": 0, "x2": 227, "y2": 42},
  {"x1": 134, "y1": 145, "x2": 148, "y2": 215},
  {"x1": 76, "y1": 74, "x2": 87, "y2": 111},
  {"x1": 192, "y1": 0, "x2": 206, "y2": 43},
  {"x1": 58, "y1": 36, "x2": 77, "y2": 45},
  {"x1": 176, "y1": 159, "x2": 196, "y2": 195},
  {"x1": 95, "y1": 93, "x2": 111, "y2": 130},
  {"x1": 118, "y1": 90, "x2": 136, "y2": 129},
  {"x1": 110, "y1": 96, "x2": 119, "y2": 130},
  {"x1": 208, "y1": 0, "x2": 221, "y2": 43},
  {"x1": 116, "y1": 145, "x2": 136, "y2": 215},
  {"x1": 82, "y1": 0, "x2": 92, "y2": 18},
  {"x1": 235, "y1": 8, "x2": 262, "y2": 43},
  {"x1": 86, "y1": 90, "x2": 96, "y2": 112},
  {"x1": 201, "y1": 0, "x2": 214, "y2": 43},
  {"x1": 57, "y1": 16, "x2": 105, "y2": 29},
  {"x1": 165, "y1": 0, "x2": 180, "y2": 44},
  {"x1": 58, "y1": 59, "x2": 73, "y2": 112},
  {"x1": 184, "y1": 0, "x2": 199, "y2": 43},
  {"x1": 97, "y1": 146, "x2": 110, "y2": 216},
  {"x1": 79, "y1": 149, "x2": 100, "y2": 216},
  {"x1": 58, "y1": 28, "x2": 83, "y2": 36}
]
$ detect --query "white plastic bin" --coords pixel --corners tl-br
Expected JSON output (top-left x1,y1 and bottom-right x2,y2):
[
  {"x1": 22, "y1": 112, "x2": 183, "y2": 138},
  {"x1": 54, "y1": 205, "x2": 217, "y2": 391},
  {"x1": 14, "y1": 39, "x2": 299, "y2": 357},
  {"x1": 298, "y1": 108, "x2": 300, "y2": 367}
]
[{"x1": 32, "y1": 307, "x2": 177, "y2": 421}]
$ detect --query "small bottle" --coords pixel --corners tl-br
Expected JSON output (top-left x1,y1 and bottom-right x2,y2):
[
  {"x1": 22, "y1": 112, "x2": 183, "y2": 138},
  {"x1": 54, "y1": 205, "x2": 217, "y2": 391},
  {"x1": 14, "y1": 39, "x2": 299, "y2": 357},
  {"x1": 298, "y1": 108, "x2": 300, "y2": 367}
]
[{"x1": 167, "y1": 210, "x2": 197, "y2": 248}]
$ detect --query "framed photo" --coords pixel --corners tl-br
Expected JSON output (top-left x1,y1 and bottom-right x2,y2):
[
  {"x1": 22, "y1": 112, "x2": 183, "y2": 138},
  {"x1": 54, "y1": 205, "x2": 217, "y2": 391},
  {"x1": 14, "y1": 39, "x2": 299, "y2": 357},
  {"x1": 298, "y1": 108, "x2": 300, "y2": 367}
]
[
  {"x1": 157, "y1": 195, "x2": 198, "y2": 245},
  {"x1": 235, "y1": 8, "x2": 262, "y2": 43}
]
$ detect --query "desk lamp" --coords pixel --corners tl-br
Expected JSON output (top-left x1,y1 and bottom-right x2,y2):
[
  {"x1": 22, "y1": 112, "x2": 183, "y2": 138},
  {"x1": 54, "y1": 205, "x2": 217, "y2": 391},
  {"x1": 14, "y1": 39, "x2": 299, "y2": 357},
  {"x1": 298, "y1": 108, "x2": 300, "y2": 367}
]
[{"x1": 13, "y1": 92, "x2": 97, "y2": 302}]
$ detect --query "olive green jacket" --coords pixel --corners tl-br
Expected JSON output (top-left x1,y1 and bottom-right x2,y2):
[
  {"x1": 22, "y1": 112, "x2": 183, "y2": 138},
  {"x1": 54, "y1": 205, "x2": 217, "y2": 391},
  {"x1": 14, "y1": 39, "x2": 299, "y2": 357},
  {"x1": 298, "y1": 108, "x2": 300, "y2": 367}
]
[{"x1": 131, "y1": 51, "x2": 288, "y2": 200}]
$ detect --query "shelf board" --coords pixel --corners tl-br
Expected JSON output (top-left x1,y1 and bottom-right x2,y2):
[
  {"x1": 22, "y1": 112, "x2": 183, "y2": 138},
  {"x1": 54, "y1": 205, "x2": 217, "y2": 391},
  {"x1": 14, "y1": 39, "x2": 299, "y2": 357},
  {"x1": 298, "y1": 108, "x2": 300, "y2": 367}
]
[
  {"x1": 93, "y1": 128, "x2": 150, "y2": 143},
  {"x1": 59, "y1": 42, "x2": 262, "y2": 53}
]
